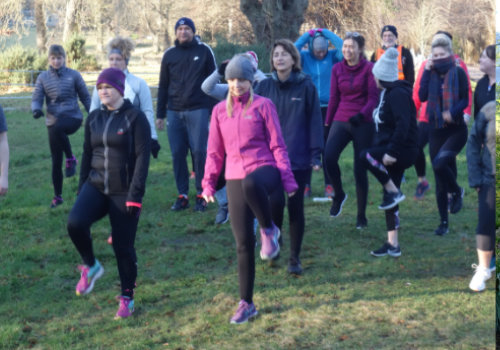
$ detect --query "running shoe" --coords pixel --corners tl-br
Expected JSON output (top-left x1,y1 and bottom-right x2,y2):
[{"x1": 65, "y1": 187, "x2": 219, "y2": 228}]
[
  {"x1": 115, "y1": 295, "x2": 135, "y2": 319},
  {"x1": 230, "y1": 300, "x2": 258, "y2": 324},
  {"x1": 75, "y1": 260, "x2": 104, "y2": 296}
]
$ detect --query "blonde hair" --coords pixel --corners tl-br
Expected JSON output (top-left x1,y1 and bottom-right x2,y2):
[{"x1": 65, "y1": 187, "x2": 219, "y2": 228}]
[
  {"x1": 226, "y1": 85, "x2": 254, "y2": 118},
  {"x1": 106, "y1": 36, "x2": 135, "y2": 63}
]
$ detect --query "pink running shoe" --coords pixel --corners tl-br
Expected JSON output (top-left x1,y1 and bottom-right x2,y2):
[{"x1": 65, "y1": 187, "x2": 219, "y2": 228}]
[
  {"x1": 107, "y1": 235, "x2": 113, "y2": 245},
  {"x1": 75, "y1": 260, "x2": 104, "y2": 296},
  {"x1": 115, "y1": 296, "x2": 135, "y2": 319},
  {"x1": 230, "y1": 300, "x2": 258, "y2": 324},
  {"x1": 259, "y1": 224, "x2": 280, "y2": 260}
]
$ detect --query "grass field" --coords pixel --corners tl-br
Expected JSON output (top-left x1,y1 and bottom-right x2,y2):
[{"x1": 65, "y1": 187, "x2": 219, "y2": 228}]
[{"x1": 0, "y1": 107, "x2": 495, "y2": 349}]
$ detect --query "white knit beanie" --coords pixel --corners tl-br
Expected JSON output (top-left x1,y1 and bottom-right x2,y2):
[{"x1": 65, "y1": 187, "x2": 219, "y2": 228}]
[{"x1": 372, "y1": 47, "x2": 399, "y2": 82}]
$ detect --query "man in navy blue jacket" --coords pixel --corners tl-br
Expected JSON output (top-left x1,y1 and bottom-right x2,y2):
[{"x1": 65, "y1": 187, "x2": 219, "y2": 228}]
[{"x1": 156, "y1": 17, "x2": 216, "y2": 212}]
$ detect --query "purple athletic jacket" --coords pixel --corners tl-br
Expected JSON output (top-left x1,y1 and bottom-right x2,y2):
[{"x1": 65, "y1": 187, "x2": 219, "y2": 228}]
[
  {"x1": 325, "y1": 57, "x2": 379, "y2": 125},
  {"x1": 202, "y1": 93, "x2": 298, "y2": 196}
]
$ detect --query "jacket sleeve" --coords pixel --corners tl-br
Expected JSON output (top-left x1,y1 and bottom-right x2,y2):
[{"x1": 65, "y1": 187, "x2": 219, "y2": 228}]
[
  {"x1": 386, "y1": 89, "x2": 412, "y2": 159},
  {"x1": 294, "y1": 32, "x2": 311, "y2": 50},
  {"x1": 127, "y1": 112, "x2": 151, "y2": 203},
  {"x1": 322, "y1": 29, "x2": 343, "y2": 62},
  {"x1": 418, "y1": 69, "x2": 431, "y2": 102},
  {"x1": 31, "y1": 73, "x2": 45, "y2": 112},
  {"x1": 156, "y1": 52, "x2": 170, "y2": 120},
  {"x1": 458, "y1": 59, "x2": 473, "y2": 116},
  {"x1": 413, "y1": 62, "x2": 425, "y2": 119},
  {"x1": 201, "y1": 70, "x2": 228, "y2": 101},
  {"x1": 449, "y1": 68, "x2": 469, "y2": 122},
  {"x1": 466, "y1": 115, "x2": 485, "y2": 188},
  {"x1": 306, "y1": 81, "x2": 324, "y2": 167},
  {"x1": 89, "y1": 86, "x2": 100, "y2": 113},
  {"x1": 78, "y1": 114, "x2": 93, "y2": 191},
  {"x1": 75, "y1": 72, "x2": 91, "y2": 113},
  {"x1": 137, "y1": 78, "x2": 157, "y2": 140},
  {"x1": 261, "y1": 100, "x2": 298, "y2": 193},
  {"x1": 402, "y1": 47, "x2": 415, "y2": 85},
  {"x1": 202, "y1": 105, "x2": 225, "y2": 196},
  {"x1": 360, "y1": 68, "x2": 379, "y2": 120},
  {"x1": 325, "y1": 66, "x2": 339, "y2": 125}
]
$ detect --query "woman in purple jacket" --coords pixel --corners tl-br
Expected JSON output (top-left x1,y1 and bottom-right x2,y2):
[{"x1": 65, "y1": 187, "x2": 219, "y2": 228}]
[
  {"x1": 324, "y1": 32, "x2": 378, "y2": 228},
  {"x1": 202, "y1": 55, "x2": 297, "y2": 324}
]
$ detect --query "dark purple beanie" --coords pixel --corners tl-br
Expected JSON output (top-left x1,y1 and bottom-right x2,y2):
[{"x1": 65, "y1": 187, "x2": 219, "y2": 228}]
[{"x1": 97, "y1": 67, "x2": 125, "y2": 96}]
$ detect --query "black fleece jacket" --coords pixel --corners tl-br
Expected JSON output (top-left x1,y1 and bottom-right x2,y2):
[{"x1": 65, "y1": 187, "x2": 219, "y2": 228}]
[
  {"x1": 79, "y1": 99, "x2": 151, "y2": 203},
  {"x1": 373, "y1": 80, "x2": 417, "y2": 159}
]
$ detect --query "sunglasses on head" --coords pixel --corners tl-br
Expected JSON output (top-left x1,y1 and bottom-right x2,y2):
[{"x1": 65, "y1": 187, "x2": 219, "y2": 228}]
[{"x1": 345, "y1": 31, "x2": 360, "y2": 38}]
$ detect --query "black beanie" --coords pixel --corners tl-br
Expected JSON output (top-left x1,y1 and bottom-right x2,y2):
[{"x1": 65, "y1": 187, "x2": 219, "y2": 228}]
[{"x1": 381, "y1": 25, "x2": 398, "y2": 38}]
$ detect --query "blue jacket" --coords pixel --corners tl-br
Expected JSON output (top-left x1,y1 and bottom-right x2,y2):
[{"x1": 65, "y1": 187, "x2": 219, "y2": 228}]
[
  {"x1": 295, "y1": 29, "x2": 343, "y2": 107},
  {"x1": 31, "y1": 65, "x2": 91, "y2": 126},
  {"x1": 255, "y1": 71, "x2": 323, "y2": 170}
]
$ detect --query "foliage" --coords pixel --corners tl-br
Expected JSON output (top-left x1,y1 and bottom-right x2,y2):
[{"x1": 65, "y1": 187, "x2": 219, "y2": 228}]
[
  {"x1": 0, "y1": 107, "x2": 494, "y2": 349},
  {"x1": 0, "y1": 45, "x2": 40, "y2": 84},
  {"x1": 64, "y1": 34, "x2": 100, "y2": 71},
  {"x1": 211, "y1": 35, "x2": 271, "y2": 73}
]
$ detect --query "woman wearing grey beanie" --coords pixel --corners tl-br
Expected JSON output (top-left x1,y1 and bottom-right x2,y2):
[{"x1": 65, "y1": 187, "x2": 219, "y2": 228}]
[
  {"x1": 202, "y1": 54, "x2": 298, "y2": 324},
  {"x1": 359, "y1": 47, "x2": 418, "y2": 257}
]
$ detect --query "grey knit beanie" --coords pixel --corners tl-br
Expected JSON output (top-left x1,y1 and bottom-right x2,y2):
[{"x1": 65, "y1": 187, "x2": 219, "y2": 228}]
[
  {"x1": 372, "y1": 47, "x2": 399, "y2": 82},
  {"x1": 225, "y1": 55, "x2": 254, "y2": 82},
  {"x1": 312, "y1": 35, "x2": 328, "y2": 51}
]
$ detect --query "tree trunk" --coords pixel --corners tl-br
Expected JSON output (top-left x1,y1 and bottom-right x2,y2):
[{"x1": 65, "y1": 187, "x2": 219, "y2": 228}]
[
  {"x1": 240, "y1": 0, "x2": 309, "y2": 48},
  {"x1": 62, "y1": 0, "x2": 80, "y2": 42},
  {"x1": 34, "y1": 0, "x2": 47, "y2": 54}
]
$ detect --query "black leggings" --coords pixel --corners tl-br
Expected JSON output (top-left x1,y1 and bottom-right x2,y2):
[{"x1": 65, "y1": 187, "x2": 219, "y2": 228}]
[
  {"x1": 47, "y1": 117, "x2": 81, "y2": 196},
  {"x1": 361, "y1": 146, "x2": 417, "y2": 230},
  {"x1": 429, "y1": 126, "x2": 468, "y2": 222},
  {"x1": 476, "y1": 182, "x2": 495, "y2": 251},
  {"x1": 305, "y1": 106, "x2": 331, "y2": 187},
  {"x1": 270, "y1": 168, "x2": 310, "y2": 260},
  {"x1": 325, "y1": 121, "x2": 374, "y2": 221},
  {"x1": 414, "y1": 121, "x2": 430, "y2": 178},
  {"x1": 226, "y1": 166, "x2": 282, "y2": 304},
  {"x1": 67, "y1": 182, "x2": 139, "y2": 298}
]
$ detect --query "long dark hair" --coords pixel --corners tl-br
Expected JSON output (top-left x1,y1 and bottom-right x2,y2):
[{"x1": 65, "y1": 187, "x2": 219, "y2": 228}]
[{"x1": 485, "y1": 45, "x2": 495, "y2": 61}]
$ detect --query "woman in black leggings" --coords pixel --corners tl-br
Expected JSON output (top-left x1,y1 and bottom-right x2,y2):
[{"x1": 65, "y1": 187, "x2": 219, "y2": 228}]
[
  {"x1": 418, "y1": 34, "x2": 469, "y2": 236},
  {"x1": 202, "y1": 55, "x2": 297, "y2": 324},
  {"x1": 67, "y1": 68, "x2": 151, "y2": 319},
  {"x1": 360, "y1": 48, "x2": 418, "y2": 257},
  {"x1": 255, "y1": 39, "x2": 323, "y2": 275},
  {"x1": 324, "y1": 32, "x2": 379, "y2": 228},
  {"x1": 31, "y1": 45, "x2": 90, "y2": 208}
]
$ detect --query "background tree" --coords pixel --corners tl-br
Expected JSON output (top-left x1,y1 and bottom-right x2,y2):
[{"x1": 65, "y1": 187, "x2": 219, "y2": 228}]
[{"x1": 34, "y1": 0, "x2": 47, "y2": 54}]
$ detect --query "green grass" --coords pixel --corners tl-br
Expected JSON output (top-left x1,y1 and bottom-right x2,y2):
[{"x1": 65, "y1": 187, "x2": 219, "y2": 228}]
[{"x1": 0, "y1": 109, "x2": 494, "y2": 349}]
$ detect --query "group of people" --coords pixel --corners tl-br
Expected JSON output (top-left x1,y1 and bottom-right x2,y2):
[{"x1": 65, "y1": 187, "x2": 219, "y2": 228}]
[{"x1": 0, "y1": 16, "x2": 490, "y2": 323}]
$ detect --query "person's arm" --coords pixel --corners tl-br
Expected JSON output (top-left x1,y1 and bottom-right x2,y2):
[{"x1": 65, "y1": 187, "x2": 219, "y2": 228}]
[
  {"x1": 457, "y1": 58, "x2": 473, "y2": 116},
  {"x1": 449, "y1": 68, "x2": 469, "y2": 123},
  {"x1": 402, "y1": 47, "x2": 415, "y2": 85},
  {"x1": 294, "y1": 31, "x2": 311, "y2": 51},
  {"x1": 31, "y1": 73, "x2": 45, "y2": 112},
  {"x1": 321, "y1": 29, "x2": 343, "y2": 62},
  {"x1": 306, "y1": 81, "x2": 323, "y2": 167},
  {"x1": 127, "y1": 112, "x2": 151, "y2": 204},
  {"x1": 75, "y1": 71, "x2": 91, "y2": 113},
  {"x1": 137, "y1": 77, "x2": 158, "y2": 140},
  {"x1": 360, "y1": 69, "x2": 379, "y2": 120},
  {"x1": 89, "y1": 86, "x2": 100, "y2": 113},
  {"x1": 325, "y1": 66, "x2": 340, "y2": 125},
  {"x1": 466, "y1": 115, "x2": 485, "y2": 188},
  {"x1": 202, "y1": 105, "x2": 225, "y2": 197},
  {"x1": 201, "y1": 69, "x2": 228, "y2": 101},
  {"x1": 261, "y1": 100, "x2": 298, "y2": 194},
  {"x1": 0, "y1": 132, "x2": 9, "y2": 195},
  {"x1": 156, "y1": 52, "x2": 170, "y2": 121},
  {"x1": 413, "y1": 62, "x2": 425, "y2": 116},
  {"x1": 418, "y1": 69, "x2": 431, "y2": 102},
  {"x1": 386, "y1": 89, "x2": 412, "y2": 159}
]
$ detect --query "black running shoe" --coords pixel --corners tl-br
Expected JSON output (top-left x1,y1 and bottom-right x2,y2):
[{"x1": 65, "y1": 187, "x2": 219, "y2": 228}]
[
  {"x1": 378, "y1": 190, "x2": 405, "y2": 210},
  {"x1": 194, "y1": 195, "x2": 207, "y2": 212},
  {"x1": 171, "y1": 195, "x2": 189, "y2": 211},
  {"x1": 449, "y1": 187, "x2": 464, "y2": 214},
  {"x1": 287, "y1": 257, "x2": 303, "y2": 275},
  {"x1": 356, "y1": 217, "x2": 368, "y2": 229},
  {"x1": 434, "y1": 221, "x2": 449, "y2": 236},
  {"x1": 330, "y1": 193, "x2": 347, "y2": 217},
  {"x1": 370, "y1": 242, "x2": 401, "y2": 257}
]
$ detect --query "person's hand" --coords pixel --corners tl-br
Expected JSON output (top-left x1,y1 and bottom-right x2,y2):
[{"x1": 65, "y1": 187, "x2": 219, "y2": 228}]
[
  {"x1": 156, "y1": 119, "x2": 165, "y2": 130},
  {"x1": 126, "y1": 202, "x2": 142, "y2": 218},
  {"x1": 203, "y1": 194, "x2": 215, "y2": 203},
  {"x1": 348, "y1": 113, "x2": 364, "y2": 127},
  {"x1": 308, "y1": 29, "x2": 316, "y2": 37},
  {"x1": 425, "y1": 56, "x2": 433, "y2": 70},
  {"x1": 33, "y1": 109, "x2": 44, "y2": 119},
  {"x1": 316, "y1": 28, "x2": 323, "y2": 33},
  {"x1": 218, "y1": 59, "x2": 230, "y2": 76},
  {"x1": 288, "y1": 191, "x2": 297, "y2": 198},
  {"x1": 382, "y1": 153, "x2": 397, "y2": 166},
  {"x1": 442, "y1": 110, "x2": 452, "y2": 123},
  {"x1": 151, "y1": 139, "x2": 161, "y2": 159}
]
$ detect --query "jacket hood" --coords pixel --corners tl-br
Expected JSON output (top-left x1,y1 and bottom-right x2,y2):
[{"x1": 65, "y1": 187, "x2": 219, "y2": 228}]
[
  {"x1": 271, "y1": 70, "x2": 308, "y2": 87},
  {"x1": 380, "y1": 79, "x2": 412, "y2": 96}
]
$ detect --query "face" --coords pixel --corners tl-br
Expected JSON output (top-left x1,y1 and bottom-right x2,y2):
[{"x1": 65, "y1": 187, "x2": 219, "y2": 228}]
[
  {"x1": 382, "y1": 31, "x2": 397, "y2": 47},
  {"x1": 479, "y1": 49, "x2": 494, "y2": 74},
  {"x1": 176, "y1": 25, "x2": 194, "y2": 44},
  {"x1": 108, "y1": 53, "x2": 127, "y2": 70},
  {"x1": 49, "y1": 55, "x2": 65, "y2": 69},
  {"x1": 342, "y1": 38, "x2": 360, "y2": 64},
  {"x1": 272, "y1": 45, "x2": 294, "y2": 73},
  {"x1": 227, "y1": 78, "x2": 251, "y2": 97},
  {"x1": 313, "y1": 48, "x2": 327, "y2": 60},
  {"x1": 97, "y1": 83, "x2": 123, "y2": 109},
  {"x1": 431, "y1": 46, "x2": 451, "y2": 60}
]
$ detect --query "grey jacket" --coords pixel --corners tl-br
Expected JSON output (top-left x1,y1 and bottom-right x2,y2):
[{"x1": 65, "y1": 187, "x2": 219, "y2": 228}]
[
  {"x1": 466, "y1": 101, "x2": 495, "y2": 187},
  {"x1": 31, "y1": 66, "x2": 91, "y2": 126}
]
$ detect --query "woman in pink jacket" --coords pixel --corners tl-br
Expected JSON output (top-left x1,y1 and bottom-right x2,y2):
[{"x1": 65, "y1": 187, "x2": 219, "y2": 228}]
[
  {"x1": 324, "y1": 32, "x2": 379, "y2": 228},
  {"x1": 202, "y1": 55, "x2": 298, "y2": 324}
]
